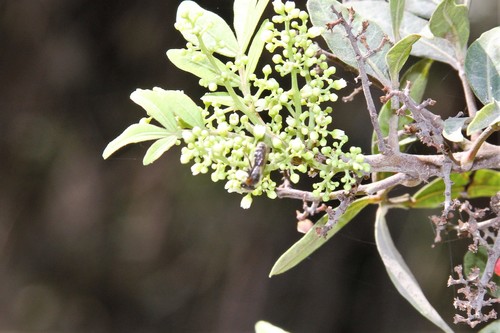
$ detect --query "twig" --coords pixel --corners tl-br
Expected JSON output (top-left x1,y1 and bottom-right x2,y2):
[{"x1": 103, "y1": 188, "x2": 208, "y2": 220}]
[
  {"x1": 458, "y1": 67, "x2": 478, "y2": 119},
  {"x1": 342, "y1": 85, "x2": 364, "y2": 102},
  {"x1": 329, "y1": 5, "x2": 388, "y2": 154},
  {"x1": 317, "y1": 192, "x2": 355, "y2": 236},
  {"x1": 442, "y1": 160, "x2": 453, "y2": 213},
  {"x1": 461, "y1": 122, "x2": 500, "y2": 171}
]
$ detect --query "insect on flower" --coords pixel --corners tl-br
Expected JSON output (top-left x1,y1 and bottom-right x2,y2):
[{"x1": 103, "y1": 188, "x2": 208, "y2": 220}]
[{"x1": 241, "y1": 142, "x2": 269, "y2": 191}]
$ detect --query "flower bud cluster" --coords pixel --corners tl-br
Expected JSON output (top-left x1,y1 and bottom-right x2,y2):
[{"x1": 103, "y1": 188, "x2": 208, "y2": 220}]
[{"x1": 173, "y1": 0, "x2": 369, "y2": 206}]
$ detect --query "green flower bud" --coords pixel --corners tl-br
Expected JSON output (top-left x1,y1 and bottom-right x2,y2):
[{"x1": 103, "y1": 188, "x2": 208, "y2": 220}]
[
  {"x1": 240, "y1": 194, "x2": 253, "y2": 209},
  {"x1": 290, "y1": 172, "x2": 300, "y2": 184},
  {"x1": 290, "y1": 138, "x2": 304, "y2": 152},
  {"x1": 253, "y1": 124, "x2": 266, "y2": 139}
]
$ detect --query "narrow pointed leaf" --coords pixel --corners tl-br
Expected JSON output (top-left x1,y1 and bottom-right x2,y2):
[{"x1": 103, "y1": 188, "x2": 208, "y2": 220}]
[
  {"x1": 102, "y1": 123, "x2": 173, "y2": 159},
  {"x1": 245, "y1": 19, "x2": 269, "y2": 79},
  {"x1": 411, "y1": 170, "x2": 500, "y2": 208},
  {"x1": 465, "y1": 27, "x2": 500, "y2": 105},
  {"x1": 143, "y1": 135, "x2": 178, "y2": 165},
  {"x1": 390, "y1": 0, "x2": 405, "y2": 40},
  {"x1": 467, "y1": 100, "x2": 500, "y2": 135},
  {"x1": 234, "y1": 0, "x2": 270, "y2": 53},
  {"x1": 167, "y1": 49, "x2": 240, "y2": 87},
  {"x1": 269, "y1": 197, "x2": 373, "y2": 276},
  {"x1": 375, "y1": 205, "x2": 454, "y2": 333},
  {"x1": 386, "y1": 33, "x2": 421, "y2": 82},
  {"x1": 176, "y1": 1, "x2": 239, "y2": 57},
  {"x1": 429, "y1": 0, "x2": 469, "y2": 50}
]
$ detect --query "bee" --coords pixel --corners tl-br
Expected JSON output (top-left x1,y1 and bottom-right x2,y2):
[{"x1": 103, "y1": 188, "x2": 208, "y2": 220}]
[{"x1": 241, "y1": 142, "x2": 269, "y2": 191}]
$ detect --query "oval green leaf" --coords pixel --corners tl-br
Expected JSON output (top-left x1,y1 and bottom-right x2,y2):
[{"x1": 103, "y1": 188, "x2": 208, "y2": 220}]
[
  {"x1": 269, "y1": 197, "x2": 373, "y2": 276},
  {"x1": 375, "y1": 205, "x2": 454, "y2": 333},
  {"x1": 102, "y1": 123, "x2": 173, "y2": 159},
  {"x1": 429, "y1": 0, "x2": 470, "y2": 50},
  {"x1": 465, "y1": 26, "x2": 500, "y2": 105}
]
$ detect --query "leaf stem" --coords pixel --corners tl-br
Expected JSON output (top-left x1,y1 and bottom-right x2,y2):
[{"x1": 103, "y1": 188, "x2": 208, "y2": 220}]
[{"x1": 460, "y1": 122, "x2": 500, "y2": 170}]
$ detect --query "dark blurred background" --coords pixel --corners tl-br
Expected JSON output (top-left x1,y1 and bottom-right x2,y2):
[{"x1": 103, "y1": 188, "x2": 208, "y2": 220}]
[{"x1": 0, "y1": 0, "x2": 498, "y2": 332}]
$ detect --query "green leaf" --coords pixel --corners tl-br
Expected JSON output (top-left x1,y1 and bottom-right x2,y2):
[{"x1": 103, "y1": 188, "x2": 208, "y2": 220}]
[
  {"x1": 442, "y1": 117, "x2": 468, "y2": 142},
  {"x1": 254, "y1": 321, "x2": 289, "y2": 333},
  {"x1": 233, "y1": 0, "x2": 270, "y2": 54},
  {"x1": 176, "y1": 1, "x2": 239, "y2": 57},
  {"x1": 269, "y1": 197, "x2": 373, "y2": 276},
  {"x1": 130, "y1": 89, "x2": 178, "y2": 131},
  {"x1": 400, "y1": 58, "x2": 434, "y2": 103},
  {"x1": 132, "y1": 88, "x2": 204, "y2": 129},
  {"x1": 465, "y1": 27, "x2": 500, "y2": 105},
  {"x1": 201, "y1": 92, "x2": 233, "y2": 106},
  {"x1": 466, "y1": 169, "x2": 500, "y2": 198},
  {"x1": 467, "y1": 100, "x2": 500, "y2": 135},
  {"x1": 371, "y1": 101, "x2": 414, "y2": 155},
  {"x1": 375, "y1": 205, "x2": 454, "y2": 333},
  {"x1": 102, "y1": 123, "x2": 173, "y2": 159},
  {"x1": 390, "y1": 0, "x2": 405, "y2": 41},
  {"x1": 143, "y1": 135, "x2": 177, "y2": 165},
  {"x1": 245, "y1": 19, "x2": 269, "y2": 79},
  {"x1": 479, "y1": 320, "x2": 500, "y2": 333},
  {"x1": 307, "y1": 0, "x2": 392, "y2": 86},
  {"x1": 411, "y1": 170, "x2": 500, "y2": 208},
  {"x1": 163, "y1": 90, "x2": 204, "y2": 129},
  {"x1": 167, "y1": 49, "x2": 240, "y2": 87},
  {"x1": 386, "y1": 33, "x2": 421, "y2": 82},
  {"x1": 463, "y1": 246, "x2": 500, "y2": 298},
  {"x1": 429, "y1": 0, "x2": 469, "y2": 50}
]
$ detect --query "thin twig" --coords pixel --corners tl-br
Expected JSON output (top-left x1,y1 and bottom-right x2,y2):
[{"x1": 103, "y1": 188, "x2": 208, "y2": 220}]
[
  {"x1": 461, "y1": 122, "x2": 500, "y2": 170},
  {"x1": 329, "y1": 5, "x2": 388, "y2": 154}
]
